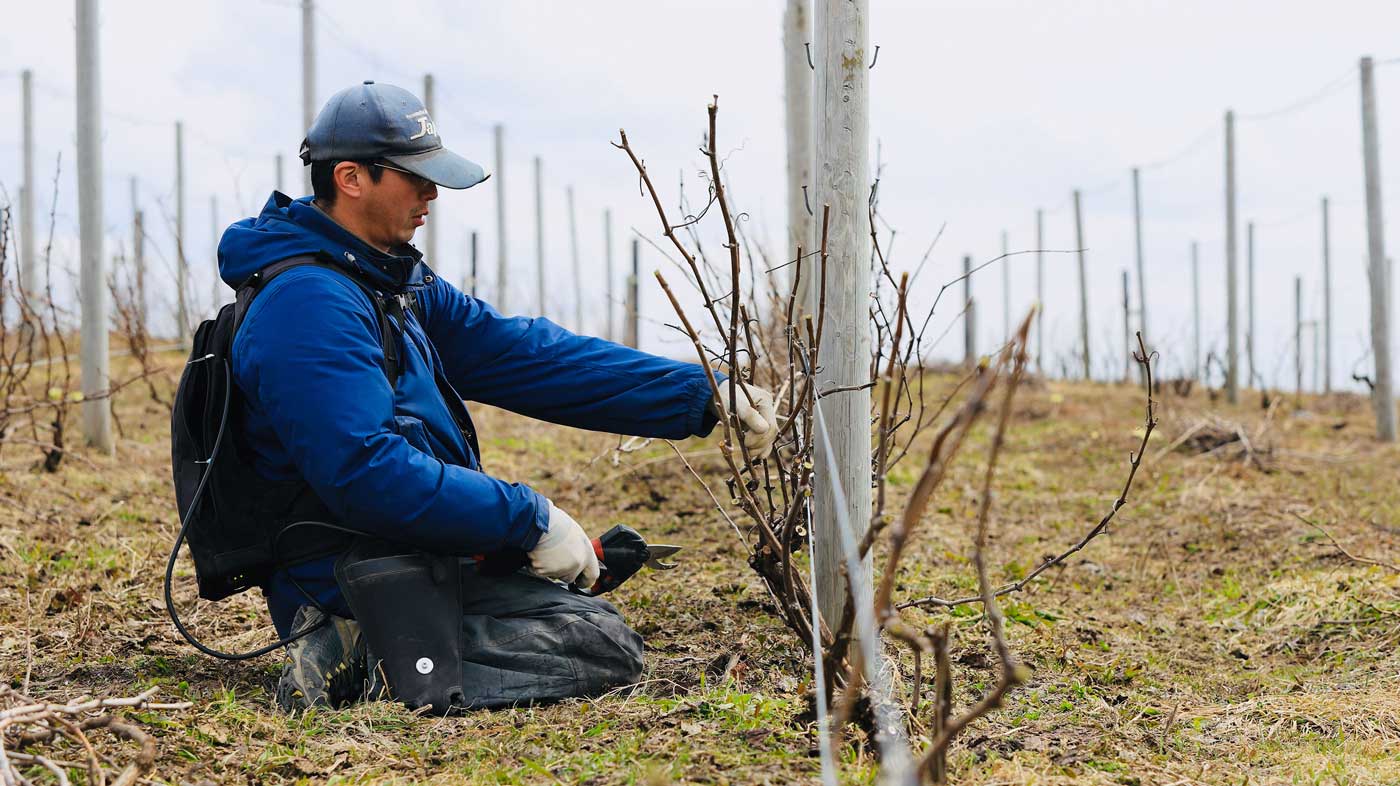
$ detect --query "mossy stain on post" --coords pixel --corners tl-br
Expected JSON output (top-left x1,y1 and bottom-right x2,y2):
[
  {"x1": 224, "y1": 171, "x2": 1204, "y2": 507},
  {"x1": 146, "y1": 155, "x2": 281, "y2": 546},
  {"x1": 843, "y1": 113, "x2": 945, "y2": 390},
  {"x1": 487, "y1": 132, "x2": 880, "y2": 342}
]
[{"x1": 840, "y1": 48, "x2": 864, "y2": 75}]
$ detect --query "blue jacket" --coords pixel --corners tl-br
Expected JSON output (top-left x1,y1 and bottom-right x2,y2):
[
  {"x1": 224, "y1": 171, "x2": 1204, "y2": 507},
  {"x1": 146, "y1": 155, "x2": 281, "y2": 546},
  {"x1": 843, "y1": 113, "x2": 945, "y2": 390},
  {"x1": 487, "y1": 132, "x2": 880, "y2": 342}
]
[{"x1": 218, "y1": 193, "x2": 719, "y2": 635}]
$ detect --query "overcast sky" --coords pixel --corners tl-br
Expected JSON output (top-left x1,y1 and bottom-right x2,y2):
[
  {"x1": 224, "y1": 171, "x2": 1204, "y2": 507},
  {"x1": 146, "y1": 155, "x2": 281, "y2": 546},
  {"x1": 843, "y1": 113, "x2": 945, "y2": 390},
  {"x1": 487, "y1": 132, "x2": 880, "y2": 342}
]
[{"x1": 3, "y1": 0, "x2": 1399, "y2": 391}]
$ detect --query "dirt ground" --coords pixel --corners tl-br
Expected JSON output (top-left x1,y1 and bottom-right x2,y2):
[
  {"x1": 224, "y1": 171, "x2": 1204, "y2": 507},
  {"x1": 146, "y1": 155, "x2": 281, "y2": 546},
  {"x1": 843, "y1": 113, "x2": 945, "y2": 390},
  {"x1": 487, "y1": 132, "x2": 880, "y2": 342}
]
[{"x1": 0, "y1": 352, "x2": 1397, "y2": 785}]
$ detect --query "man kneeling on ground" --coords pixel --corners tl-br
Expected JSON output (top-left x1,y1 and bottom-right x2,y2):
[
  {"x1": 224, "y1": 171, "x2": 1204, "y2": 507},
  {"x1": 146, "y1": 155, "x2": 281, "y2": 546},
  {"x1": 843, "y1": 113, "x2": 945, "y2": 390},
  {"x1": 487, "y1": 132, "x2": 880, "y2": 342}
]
[{"x1": 215, "y1": 81, "x2": 776, "y2": 711}]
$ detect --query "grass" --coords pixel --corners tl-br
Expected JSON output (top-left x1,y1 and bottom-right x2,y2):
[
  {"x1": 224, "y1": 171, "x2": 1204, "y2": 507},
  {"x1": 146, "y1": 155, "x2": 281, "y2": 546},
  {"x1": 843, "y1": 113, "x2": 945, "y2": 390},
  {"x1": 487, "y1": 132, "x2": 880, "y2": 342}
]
[{"x1": 1, "y1": 353, "x2": 1398, "y2": 783}]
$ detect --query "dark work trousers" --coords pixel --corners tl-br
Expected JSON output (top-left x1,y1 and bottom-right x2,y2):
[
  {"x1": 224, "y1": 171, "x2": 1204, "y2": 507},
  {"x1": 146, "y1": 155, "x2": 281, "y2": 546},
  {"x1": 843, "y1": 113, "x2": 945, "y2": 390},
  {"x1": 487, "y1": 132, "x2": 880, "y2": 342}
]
[
  {"x1": 450, "y1": 568, "x2": 645, "y2": 708},
  {"x1": 347, "y1": 557, "x2": 646, "y2": 711}
]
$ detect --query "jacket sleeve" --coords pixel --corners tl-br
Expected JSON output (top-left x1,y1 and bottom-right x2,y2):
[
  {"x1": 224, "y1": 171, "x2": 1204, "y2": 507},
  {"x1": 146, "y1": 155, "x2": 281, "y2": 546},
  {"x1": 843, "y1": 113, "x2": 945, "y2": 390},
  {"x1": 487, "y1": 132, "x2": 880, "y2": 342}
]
[
  {"x1": 234, "y1": 269, "x2": 548, "y2": 555},
  {"x1": 416, "y1": 278, "x2": 721, "y2": 439}
]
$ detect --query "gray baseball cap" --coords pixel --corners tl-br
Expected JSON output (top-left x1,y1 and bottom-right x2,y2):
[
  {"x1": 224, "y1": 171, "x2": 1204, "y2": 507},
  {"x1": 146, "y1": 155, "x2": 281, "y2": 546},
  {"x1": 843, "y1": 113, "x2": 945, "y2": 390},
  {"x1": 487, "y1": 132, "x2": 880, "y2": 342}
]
[{"x1": 299, "y1": 80, "x2": 488, "y2": 190}]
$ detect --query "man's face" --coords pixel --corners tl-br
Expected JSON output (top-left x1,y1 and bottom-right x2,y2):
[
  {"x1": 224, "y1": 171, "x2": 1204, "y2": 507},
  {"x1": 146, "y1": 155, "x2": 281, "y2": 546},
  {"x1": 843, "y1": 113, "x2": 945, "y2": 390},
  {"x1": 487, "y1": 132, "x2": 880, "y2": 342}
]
[{"x1": 339, "y1": 162, "x2": 438, "y2": 251}]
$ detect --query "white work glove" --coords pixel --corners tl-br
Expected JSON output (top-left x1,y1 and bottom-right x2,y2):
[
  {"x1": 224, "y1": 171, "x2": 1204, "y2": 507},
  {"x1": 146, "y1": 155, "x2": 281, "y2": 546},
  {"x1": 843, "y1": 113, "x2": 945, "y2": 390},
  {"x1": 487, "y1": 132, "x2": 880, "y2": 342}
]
[
  {"x1": 716, "y1": 383, "x2": 778, "y2": 458},
  {"x1": 529, "y1": 502, "x2": 601, "y2": 589}
]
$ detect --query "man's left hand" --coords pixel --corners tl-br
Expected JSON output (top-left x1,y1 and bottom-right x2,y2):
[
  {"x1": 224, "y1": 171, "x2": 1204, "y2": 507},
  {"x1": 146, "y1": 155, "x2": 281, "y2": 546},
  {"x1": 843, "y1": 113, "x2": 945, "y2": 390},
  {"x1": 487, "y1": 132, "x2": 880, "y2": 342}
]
[{"x1": 715, "y1": 383, "x2": 778, "y2": 457}]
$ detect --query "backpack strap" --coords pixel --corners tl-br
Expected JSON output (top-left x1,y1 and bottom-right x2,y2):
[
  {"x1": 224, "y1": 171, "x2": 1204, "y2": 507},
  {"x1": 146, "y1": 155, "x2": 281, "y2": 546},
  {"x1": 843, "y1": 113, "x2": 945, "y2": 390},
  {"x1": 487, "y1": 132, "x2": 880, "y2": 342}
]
[{"x1": 233, "y1": 255, "x2": 403, "y2": 387}]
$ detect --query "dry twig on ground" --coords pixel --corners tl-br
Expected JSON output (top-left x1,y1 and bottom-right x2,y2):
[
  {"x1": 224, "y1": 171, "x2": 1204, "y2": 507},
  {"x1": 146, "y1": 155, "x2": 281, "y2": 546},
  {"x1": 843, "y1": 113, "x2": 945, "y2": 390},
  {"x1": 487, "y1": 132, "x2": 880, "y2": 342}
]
[
  {"x1": 0, "y1": 686, "x2": 192, "y2": 786},
  {"x1": 1298, "y1": 513, "x2": 1400, "y2": 572}
]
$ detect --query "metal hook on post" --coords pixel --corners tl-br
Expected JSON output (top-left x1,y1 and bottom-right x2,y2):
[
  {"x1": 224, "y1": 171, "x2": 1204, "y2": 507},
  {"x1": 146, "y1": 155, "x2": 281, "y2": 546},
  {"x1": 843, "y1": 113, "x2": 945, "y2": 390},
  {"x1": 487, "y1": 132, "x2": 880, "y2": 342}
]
[
  {"x1": 868, "y1": 45, "x2": 881, "y2": 70},
  {"x1": 801, "y1": 185, "x2": 814, "y2": 217},
  {"x1": 804, "y1": 42, "x2": 814, "y2": 70}
]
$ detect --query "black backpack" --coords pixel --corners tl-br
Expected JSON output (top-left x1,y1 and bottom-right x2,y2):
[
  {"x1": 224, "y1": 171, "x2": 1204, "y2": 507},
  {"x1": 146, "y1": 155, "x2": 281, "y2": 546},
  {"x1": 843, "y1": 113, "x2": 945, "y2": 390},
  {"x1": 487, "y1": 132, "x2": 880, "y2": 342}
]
[{"x1": 167, "y1": 255, "x2": 416, "y2": 659}]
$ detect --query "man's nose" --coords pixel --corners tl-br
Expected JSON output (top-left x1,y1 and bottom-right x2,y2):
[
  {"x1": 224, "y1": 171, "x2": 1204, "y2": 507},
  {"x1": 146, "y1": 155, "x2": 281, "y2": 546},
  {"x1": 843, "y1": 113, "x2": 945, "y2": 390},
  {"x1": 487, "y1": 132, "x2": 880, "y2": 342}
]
[{"x1": 424, "y1": 182, "x2": 438, "y2": 201}]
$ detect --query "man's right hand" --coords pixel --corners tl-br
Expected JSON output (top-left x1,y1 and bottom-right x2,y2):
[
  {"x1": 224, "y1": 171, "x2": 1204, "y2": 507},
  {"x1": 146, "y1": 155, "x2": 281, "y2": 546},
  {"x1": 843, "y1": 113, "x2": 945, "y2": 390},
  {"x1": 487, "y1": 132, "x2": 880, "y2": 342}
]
[{"x1": 528, "y1": 502, "x2": 601, "y2": 588}]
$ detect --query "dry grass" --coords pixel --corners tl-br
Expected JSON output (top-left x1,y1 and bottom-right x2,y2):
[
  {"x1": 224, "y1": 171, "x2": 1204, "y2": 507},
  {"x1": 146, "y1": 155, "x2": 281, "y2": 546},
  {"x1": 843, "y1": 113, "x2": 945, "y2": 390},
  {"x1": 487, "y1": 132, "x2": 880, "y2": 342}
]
[{"x1": 0, "y1": 352, "x2": 1397, "y2": 784}]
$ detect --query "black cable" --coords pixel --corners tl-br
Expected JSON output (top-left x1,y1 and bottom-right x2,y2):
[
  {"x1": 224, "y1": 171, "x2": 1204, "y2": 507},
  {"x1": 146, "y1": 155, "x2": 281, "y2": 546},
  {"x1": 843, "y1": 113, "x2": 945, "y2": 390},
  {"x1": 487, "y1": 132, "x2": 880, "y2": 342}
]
[
  {"x1": 163, "y1": 358, "x2": 330, "y2": 661},
  {"x1": 274, "y1": 520, "x2": 384, "y2": 612}
]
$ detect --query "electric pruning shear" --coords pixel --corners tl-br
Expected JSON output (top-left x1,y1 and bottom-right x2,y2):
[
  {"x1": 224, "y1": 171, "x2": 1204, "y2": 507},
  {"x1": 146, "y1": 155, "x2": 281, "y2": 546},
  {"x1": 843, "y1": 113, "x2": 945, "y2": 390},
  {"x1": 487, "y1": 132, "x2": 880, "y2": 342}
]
[
  {"x1": 474, "y1": 524, "x2": 681, "y2": 596},
  {"x1": 585, "y1": 524, "x2": 682, "y2": 595}
]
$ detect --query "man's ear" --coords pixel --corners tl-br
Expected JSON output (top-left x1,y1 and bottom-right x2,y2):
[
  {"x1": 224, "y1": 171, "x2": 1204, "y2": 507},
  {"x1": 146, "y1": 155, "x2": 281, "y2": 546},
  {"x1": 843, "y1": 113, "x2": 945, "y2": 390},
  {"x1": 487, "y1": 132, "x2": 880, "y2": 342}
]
[{"x1": 333, "y1": 161, "x2": 365, "y2": 200}]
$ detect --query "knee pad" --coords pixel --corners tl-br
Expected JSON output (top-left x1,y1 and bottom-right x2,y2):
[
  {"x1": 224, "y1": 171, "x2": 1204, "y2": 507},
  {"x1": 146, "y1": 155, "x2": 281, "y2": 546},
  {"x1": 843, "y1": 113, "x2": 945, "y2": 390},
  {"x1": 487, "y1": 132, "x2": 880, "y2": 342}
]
[{"x1": 335, "y1": 542, "x2": 465, "y2": 715}]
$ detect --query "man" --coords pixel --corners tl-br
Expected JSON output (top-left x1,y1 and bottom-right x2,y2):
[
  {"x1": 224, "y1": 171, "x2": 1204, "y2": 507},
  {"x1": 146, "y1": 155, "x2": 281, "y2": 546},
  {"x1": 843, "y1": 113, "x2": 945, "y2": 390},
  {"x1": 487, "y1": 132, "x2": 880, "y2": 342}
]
[{"x1": 216, "y1": 81, "x2": 776, "y2": 711}]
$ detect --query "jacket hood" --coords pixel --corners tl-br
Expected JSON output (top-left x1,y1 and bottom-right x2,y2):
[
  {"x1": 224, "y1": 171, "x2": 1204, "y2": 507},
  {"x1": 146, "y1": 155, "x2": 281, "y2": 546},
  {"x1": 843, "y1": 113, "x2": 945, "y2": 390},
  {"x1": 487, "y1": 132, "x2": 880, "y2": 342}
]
[{"x1": 218, "y1": 192, "x2": 427, "y2": 292}]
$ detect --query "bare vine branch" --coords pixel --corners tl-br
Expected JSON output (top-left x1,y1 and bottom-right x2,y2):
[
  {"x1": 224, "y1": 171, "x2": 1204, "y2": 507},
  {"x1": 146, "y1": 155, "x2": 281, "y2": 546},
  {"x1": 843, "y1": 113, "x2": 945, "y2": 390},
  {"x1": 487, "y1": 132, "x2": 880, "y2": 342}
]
[{"x1": 899, "y1": 332, "x2": 1159, "y2": 611}]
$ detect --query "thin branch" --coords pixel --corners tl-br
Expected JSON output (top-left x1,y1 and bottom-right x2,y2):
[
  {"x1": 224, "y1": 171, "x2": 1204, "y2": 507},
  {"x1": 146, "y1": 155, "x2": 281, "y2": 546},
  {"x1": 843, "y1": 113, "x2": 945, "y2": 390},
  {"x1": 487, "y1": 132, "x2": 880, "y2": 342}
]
[
  {"x1": 1298, "y1": 513, "x2": 1400, "y2": 572},
  {"x1": 919, "y1": 313, "x2": 1035, "y2": 773},
  {"x1": 899, "y1": 332, "x2": 1159, "y2": 612},
  {"x1": 664, "y1": 439, "x2": 749, "y2": 551}
]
